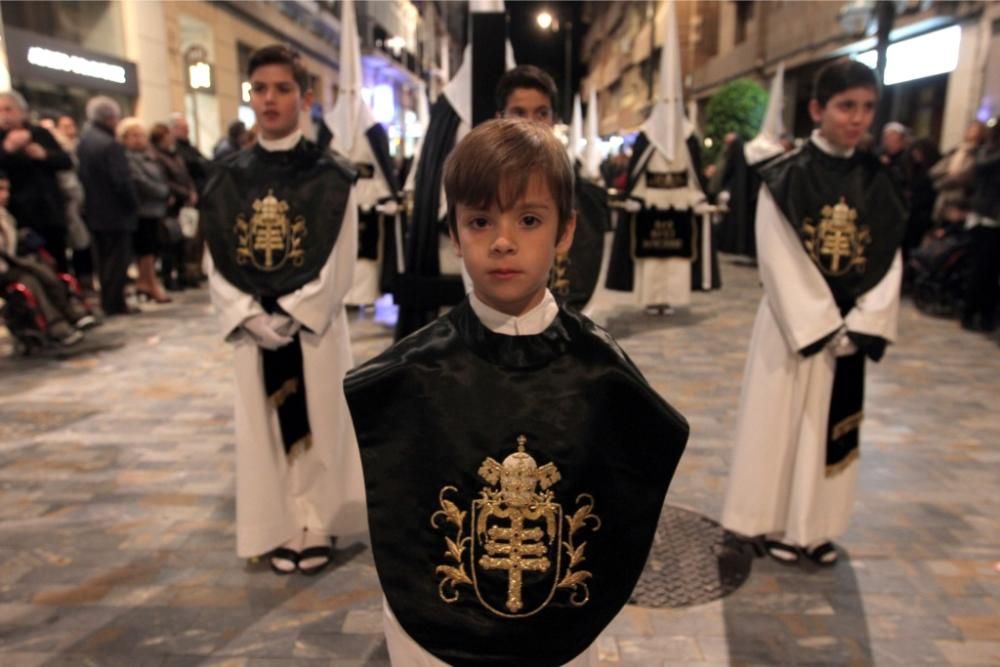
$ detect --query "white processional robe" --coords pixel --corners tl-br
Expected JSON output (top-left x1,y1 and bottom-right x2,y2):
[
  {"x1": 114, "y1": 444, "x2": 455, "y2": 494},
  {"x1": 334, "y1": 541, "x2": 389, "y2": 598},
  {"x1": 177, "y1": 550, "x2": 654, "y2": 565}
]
[
  {"x1": 631, "y1": 148, "x2": 704, "y2": 308},
  {"x1": 721, "y1": 178, "x2": 902, "y2": 547},
  {"x1": 205, "y1": 141, "x2": 367, "y2": 558},
  {"x1": 345, "y1": 132, "x2": 395, "y2": 307},
  {"x1": 379, "y1": 290, "x2": 597, "y2": 667}
]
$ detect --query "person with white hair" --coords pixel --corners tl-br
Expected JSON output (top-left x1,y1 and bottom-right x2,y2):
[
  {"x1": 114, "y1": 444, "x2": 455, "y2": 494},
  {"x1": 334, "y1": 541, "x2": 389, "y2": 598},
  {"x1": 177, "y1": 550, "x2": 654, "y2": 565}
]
[
  {"x1": 0, "y1": 89, "x2": 74, "y2": 272},
  {"x1": 77, "y1": 95, "x2": 140, "y2": 315}
]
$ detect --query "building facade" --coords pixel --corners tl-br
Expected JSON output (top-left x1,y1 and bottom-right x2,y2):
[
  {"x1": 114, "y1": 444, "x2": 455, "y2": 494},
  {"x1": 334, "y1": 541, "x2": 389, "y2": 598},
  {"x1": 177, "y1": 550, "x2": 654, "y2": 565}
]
[
  {"x1": 581, "y1": 0, "x2": 1000, "y2": 150},
  {"x1": 0, "y1": 0, "x2": 456, "y2": 160}
]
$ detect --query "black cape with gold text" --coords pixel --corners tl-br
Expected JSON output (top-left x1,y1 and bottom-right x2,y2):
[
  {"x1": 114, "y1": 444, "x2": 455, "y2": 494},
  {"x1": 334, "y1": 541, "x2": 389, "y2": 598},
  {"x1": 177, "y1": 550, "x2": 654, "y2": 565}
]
[
  {"x1": 200, "y1": 139, "x2": 355, "y2": 299},
  {"x1": 550, "y1": 174, "x2": 610, "y2": 310},
  {"x1": 344, "y1": 300, "x2": 689, "y2": 666},
  {"x1": 759, "y1": 141, "x2": 906, "y2": 313}
]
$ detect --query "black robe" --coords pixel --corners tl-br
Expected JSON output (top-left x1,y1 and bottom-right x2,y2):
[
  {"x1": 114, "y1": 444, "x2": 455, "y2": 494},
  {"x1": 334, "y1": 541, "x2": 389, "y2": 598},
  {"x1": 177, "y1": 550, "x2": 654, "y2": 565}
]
[
  {"x1": 356, "y1": 123, "x2": 402, "y2": 294},
  {"x1": 344, "y1": 299, "x2": 688, "y2": 667},
  {"x1": 550, "y1": 174, "x2": 610, "y2": 311},
  {"x1": 393, "y1": 96, "x2": 466, "y2": 340}
]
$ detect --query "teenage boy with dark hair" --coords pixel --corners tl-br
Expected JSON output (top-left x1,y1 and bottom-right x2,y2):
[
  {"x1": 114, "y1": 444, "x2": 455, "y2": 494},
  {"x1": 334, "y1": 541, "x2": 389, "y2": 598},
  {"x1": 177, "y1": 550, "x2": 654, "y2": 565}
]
[
  {"x1": 721, "y1": 59, "x2": 906, "y2": 567},
  {"x1": 201, "y1": 44, "x2": 366, "y2": 576},
  {"x1": 495, "y1": 65, "x2": 610, "y2": 313},
  {"x1": 494, "y1": 64, "x2": 558, "y2": 125},
  {"x1": 345, "y1": 118, "x2": 688, "y2": 666}
]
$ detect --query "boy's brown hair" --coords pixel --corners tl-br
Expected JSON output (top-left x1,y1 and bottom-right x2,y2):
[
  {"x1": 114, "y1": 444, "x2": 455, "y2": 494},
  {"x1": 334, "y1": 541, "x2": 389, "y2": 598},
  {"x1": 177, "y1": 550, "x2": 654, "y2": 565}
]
[
  {"x1": 443, "y1": 118, "x2": 574, "y2": 239},
  {"x1": 248, "y1": 45, "x2": 310, "y2": 94}
]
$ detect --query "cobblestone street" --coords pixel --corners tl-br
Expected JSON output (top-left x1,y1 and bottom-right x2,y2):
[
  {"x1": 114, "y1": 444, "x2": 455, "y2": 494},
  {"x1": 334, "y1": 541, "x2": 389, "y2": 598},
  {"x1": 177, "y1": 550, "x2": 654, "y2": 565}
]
[{"x1": 1, "y1": 257, "x2": 998, "y2": 666}]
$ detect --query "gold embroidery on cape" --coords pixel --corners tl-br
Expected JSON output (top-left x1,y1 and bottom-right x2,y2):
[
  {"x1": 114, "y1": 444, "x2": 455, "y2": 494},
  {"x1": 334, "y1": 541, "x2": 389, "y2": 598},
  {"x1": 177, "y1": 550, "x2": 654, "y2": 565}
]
[
  {"x1": 431, "y1": 435, "x2": 601, "y2": 618},
  {"x1": 802, "y1": 197, "x2": 870, "y2": 277},
  {"x1": 549, "y1": 252, "x2": 571, "y2": 296},
  {"x1": 826, "y1": 447, "x2": 859, "y2": 478},
  {"x1": 831, "y1": 410, "x2": 864, "y2": 441},
  {"x1": 235, "y1": 190, "x2": 307, "y2": 271}
]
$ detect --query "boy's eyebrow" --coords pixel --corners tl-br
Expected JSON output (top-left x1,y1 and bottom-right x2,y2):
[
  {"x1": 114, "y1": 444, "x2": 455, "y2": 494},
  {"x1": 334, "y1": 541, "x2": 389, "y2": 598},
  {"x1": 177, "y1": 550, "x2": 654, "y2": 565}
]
[{"x1": 517, "y1": 200, "x2": 553, "y2": 209}]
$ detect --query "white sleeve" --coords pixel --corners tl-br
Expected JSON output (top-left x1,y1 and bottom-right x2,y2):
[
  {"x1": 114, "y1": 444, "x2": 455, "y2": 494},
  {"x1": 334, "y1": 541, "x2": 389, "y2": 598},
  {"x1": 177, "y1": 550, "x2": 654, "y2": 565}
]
[
  {"x1": 845, "y1": 250, "x2": 903, "y2": 343},
  {"x1": 755, "y1": 185, "x2": 844, "y2": 353},
  {"x1": 204, "y1": 250, "x2": 264, "y2": 342},
  {"x1": 277, "y1": 189, "x2": 358, "y2": 336}
]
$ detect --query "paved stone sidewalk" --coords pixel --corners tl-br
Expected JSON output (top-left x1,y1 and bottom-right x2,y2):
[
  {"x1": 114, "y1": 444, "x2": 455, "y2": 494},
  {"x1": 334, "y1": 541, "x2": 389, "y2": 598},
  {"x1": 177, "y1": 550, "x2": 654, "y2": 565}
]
[{"x1": 0, "y1": 258, "x2": 997, "y2": 666}]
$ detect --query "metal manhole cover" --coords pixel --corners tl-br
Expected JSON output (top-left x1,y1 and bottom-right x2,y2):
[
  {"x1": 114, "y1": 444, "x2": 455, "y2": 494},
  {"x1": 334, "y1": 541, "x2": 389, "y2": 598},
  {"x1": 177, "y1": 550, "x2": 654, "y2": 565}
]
[{"x1": 630, "y1": 505, "x2": 753, "y2": 608}]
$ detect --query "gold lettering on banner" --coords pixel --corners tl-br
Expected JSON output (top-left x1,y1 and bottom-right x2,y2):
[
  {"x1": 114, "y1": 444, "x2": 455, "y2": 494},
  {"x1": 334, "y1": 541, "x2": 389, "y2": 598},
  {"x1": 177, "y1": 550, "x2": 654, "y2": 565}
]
[
  {"x1": 431, "y1": 435, "x2": 601, "y2": 617},
  {"x1": 640, "y1": 219, "x2": 684, "y2": 253},
  {"x1": 235, "y1": 190, "x2": 307, "y2": 271},
  {"x1": 802, "y1": 198, "x2": 870, "y2": 277}
]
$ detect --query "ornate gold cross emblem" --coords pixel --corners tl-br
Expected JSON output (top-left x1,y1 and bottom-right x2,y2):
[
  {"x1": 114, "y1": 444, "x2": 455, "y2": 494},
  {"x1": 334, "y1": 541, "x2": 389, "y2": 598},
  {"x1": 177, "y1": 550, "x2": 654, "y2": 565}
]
[
  {"x1": 802, "y1": 197, "x2": 871, "y2": 276},
  {"x1": 234, "y1": 190, "x2": 307, "y2": 271},
  {"x1": 432, "y1": 435, "x2": 601, "y2": 618}
]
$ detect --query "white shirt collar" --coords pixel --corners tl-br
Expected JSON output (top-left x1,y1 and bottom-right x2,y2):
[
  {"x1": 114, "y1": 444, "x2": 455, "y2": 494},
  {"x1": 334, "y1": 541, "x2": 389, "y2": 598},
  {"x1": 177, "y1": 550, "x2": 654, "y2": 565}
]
[
  {"x1": 810, "y1": 129, "x2": 855, "y2": 158},
  {"x1": 258, "y1": 129, "x2": 303, "y2": 152},
  {"x1": 469, "y1": 290, "x2": 559, "y2": 336}
]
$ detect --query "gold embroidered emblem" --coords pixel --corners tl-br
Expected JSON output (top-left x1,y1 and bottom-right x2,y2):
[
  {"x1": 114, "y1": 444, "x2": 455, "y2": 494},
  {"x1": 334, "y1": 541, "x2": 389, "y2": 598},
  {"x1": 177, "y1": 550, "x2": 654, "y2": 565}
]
[
  {"x1": 431, "y1": 435, "x2": 601, "y2": 618},
  {"x1": 549, "y1": 252, "x2": 571, "y2": 296},
  {"x1": 802, "y1": 197, "x2": 870, "y2": 276},
  {"x1": 235, "y1": 190, "x2": 307, "y2": 271}
]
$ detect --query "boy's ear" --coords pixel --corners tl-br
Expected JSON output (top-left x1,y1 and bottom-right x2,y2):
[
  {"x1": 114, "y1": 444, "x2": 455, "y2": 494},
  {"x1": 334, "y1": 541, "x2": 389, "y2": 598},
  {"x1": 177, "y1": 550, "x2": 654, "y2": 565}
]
[
  {"x1": 302, "y1": 88, "x2": 315, "y2": 108},
  {"x1": 449, "y1": 227, "x2": 462, "y2": 257},
  {"x1": 808, "y1": 99, "x2": 823, "y2": 124},
  {"x1": 555, "y1": 213, "x2": 576, "y2": 254}
]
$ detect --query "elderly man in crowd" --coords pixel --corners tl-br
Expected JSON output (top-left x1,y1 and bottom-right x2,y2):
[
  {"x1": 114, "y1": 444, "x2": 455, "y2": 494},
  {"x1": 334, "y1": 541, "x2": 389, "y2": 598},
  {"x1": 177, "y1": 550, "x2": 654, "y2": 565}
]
[{"x1": 77, "y1": 96, "x2": 140, "y2": 316}]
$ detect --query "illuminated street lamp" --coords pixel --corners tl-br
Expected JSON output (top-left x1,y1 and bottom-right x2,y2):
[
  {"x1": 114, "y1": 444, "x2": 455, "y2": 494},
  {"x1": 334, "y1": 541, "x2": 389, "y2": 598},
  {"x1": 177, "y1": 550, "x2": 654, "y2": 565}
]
[{"x1": 537, "y1": 11, "x2": 553, "y2": 30}]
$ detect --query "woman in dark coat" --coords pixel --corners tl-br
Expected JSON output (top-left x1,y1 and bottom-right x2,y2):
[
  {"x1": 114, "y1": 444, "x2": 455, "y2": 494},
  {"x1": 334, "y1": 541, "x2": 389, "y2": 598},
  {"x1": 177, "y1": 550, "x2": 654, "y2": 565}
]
[{"x1": 150, "y1": 123, "x2": 197, "y2": 290}]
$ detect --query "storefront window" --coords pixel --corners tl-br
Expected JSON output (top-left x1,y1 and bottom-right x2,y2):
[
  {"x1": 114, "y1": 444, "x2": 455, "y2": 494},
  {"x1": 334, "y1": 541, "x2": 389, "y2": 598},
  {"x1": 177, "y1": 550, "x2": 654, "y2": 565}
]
[{"x1": 1, "y1": 0, "x2": 125, "y2": 57}]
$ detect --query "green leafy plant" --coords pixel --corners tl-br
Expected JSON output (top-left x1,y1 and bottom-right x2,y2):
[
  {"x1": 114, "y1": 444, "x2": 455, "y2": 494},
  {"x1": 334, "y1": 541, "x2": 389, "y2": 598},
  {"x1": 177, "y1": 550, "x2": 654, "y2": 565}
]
[{"x1": 703, "y1": 78, "x2": 768, "y2": 163}]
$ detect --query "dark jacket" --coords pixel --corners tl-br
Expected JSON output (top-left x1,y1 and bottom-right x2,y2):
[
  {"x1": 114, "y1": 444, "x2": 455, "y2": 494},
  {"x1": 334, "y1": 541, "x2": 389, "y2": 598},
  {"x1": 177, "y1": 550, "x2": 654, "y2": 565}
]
[
  {"x1": 174, "y1": 137, "x2": 209, "y2": 195},
  {"x1": 0, "y1": 124, "x2": 72, "y2": 230},
  {"x1": 969, "y1": 145, "x2": 1000, "y2": 222},
  {"x1": 153, "y1": 145, "x2": 195, "y2": 218},
  {"x1": 77, "y1": 123, "x2": 139, "y2": 232},
  {"x1": 126, "y1": 148, "x2": 170, "y2": 219}
]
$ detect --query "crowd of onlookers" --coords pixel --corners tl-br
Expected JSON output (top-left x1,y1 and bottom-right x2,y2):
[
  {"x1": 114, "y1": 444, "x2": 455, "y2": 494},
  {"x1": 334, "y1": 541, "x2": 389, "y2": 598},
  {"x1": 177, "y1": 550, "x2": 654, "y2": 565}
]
[
  {"x1": 0, "y1": 91, "x2": 213, "y2": 349},
  {"x1": 877, "y1": 119, "x2": 999, "y2": 335}
]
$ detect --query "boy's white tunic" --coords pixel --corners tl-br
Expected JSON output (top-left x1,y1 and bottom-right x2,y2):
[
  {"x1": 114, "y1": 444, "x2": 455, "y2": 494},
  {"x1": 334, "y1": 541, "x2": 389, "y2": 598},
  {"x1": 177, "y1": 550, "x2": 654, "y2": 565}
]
[
  {"x1": 380, "y1": 290, "x2": 597, "y2": 667},
  {"x1": 206, "y1": 130, "x2": 367, "y2": 558},
  {"x1": 721, "y1": 132, "x2": 903, "y2": 547}
]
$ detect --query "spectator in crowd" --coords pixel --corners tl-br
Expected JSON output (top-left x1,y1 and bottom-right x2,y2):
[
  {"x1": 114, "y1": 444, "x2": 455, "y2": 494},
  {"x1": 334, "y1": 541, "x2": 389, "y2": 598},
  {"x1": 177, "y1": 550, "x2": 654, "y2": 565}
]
[
  {"x1": 39, "y1": 112, "x2": 94, "y2": 295},
  {"x1": 961, "y1": 120, "x2": 1000, "y2": 333},
  {"x1": 902, "y1": 137, "x2": 941, "y2": 263},
  {"x1": 0, "y1": 170, "x2": 92, "y2": 344},
  {"x1": 879, "y1": 121, "x2": 909, "y2": 192},
  {"x1": 930, "y1": 120, "x2": 985, "y2": 228},
  {"x1": 77, "y1": 96, "x2": 139, "y2": 316},
  {"x1": 0, "y1": 91, "x2": 73, "y2": 272},
  {"x1": 150, "y1": 122, "x2": 197, "y2": 291},
  {"x1": 168, "y1": 113, "x2": 209, "y2": 193},
  {"x1": 168, "y1": 114, "x2": 209, "y2": 285},
  {"x1": 212, "y1": 120, "x2": 247, "y2": 161},
  {"x1": 119, "y1": 117, "x2": 171, "y2": 304}
]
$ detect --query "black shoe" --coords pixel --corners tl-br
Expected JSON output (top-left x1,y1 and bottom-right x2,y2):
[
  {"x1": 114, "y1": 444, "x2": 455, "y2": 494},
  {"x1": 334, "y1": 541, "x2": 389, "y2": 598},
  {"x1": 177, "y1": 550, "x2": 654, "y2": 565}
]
[
  {"x1": 268, "y1": 547, "x2": 299, "y2": 575},
  {"x1": 803, "y1": 541, "x2": 839, "y2": 567},
  {"x1": 764, "y1": 539, "x2": 801, "y2": 565},
  {"x1": 297, "y1": 544, "x2": 332, "y2": 576}
]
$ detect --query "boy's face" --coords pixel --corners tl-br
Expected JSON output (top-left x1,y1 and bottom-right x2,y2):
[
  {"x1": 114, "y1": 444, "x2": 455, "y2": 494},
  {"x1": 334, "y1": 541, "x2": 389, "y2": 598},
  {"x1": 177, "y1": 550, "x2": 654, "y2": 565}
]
[
  {"x1": 451, "y1": 173, "x2": 575, "y2": 317},
  {"x1": 0, "y1": 179, "x2": 9, "y2": 208},
  {"x1": 502, "y1": 88, "x2": 554, "y2": 126},
  {"x1": 250, "y1": 64, "x2": 312, "y2": 140},
  {"x1": 809, "y1": 86, "x2": 876, "y2": 151}
]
